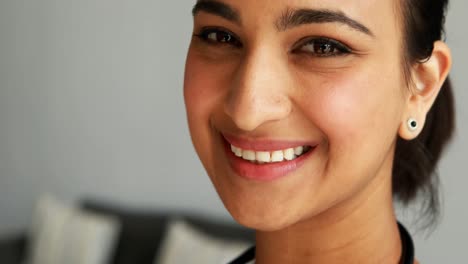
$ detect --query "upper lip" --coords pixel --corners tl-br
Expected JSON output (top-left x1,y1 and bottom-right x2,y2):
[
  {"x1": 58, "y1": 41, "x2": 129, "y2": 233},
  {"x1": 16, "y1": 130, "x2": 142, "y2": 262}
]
[{"x1": 222, "y1": 133, "x2": 317, "y2": 152}]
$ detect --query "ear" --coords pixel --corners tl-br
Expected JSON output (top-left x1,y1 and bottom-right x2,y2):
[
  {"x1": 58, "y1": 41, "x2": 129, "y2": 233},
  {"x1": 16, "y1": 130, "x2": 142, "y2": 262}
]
[{"x1": 399, "y1": 41, "x2": 452, "y2": 140}]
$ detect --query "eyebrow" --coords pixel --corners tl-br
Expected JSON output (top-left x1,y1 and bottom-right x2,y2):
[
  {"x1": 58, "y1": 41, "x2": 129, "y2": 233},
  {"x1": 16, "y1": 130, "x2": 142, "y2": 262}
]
[
  {"x1": 192, "y1": 0, "x2": 241, "y2": 25},
  {"x1": 277, "y1": 8, "x2": 374, "y2": 37},
  {"x1": 192, "y1": 0, "x2": 374, "y2": 37}
]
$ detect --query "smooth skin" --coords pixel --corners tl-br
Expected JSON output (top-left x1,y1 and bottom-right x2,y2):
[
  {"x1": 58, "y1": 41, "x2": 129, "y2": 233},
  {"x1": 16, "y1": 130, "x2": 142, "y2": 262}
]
[{"x1": 184, "y1": 0, "x2": 451, "y2": 263}]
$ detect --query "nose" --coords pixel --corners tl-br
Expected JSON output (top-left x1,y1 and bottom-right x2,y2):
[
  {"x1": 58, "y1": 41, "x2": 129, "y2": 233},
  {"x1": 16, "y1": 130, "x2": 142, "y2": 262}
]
[{"x1": 224, "y1": 48, "x2": 292, "y2": 132}]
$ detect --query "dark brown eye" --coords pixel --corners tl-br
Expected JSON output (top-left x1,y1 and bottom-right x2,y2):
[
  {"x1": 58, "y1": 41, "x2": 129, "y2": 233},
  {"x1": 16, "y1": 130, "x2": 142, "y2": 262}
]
[
  {"x1": 298, "y1": 38, "x2": 350, "y2": 57},
  {"x1": 195, "y1": 28, "x2": 242, "y2": 47},
  {"x1": 312, "y1": 42, "x2": 334, "y2": 54},
  {"x1": 208, "y1": 31, "x2": 232, "y2": 42}
]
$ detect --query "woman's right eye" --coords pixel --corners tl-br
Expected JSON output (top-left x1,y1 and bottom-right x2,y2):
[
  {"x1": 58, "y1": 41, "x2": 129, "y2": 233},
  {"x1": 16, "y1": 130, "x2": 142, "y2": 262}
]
[{"x1": 194, "y1": 28, "x2": 242, "y2": 47}]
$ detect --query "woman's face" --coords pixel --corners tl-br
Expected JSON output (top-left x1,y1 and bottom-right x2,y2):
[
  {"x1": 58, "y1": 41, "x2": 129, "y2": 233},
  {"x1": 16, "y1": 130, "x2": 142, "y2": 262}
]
[{"x1": 184, "y1": 0, "x2": 408, "y2": 230}]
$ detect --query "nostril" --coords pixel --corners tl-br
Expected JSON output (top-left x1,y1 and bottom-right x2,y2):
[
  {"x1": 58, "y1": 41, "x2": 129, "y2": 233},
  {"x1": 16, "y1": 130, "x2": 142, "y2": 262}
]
[{"x1": 223, "y1": 96, "x2": 292, "y2": 132}]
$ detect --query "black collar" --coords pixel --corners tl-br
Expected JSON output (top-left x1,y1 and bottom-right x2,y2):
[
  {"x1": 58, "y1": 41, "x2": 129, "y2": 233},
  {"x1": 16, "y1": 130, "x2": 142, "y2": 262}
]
[
  {"x1": 229, "y1": 222, "x2": 415, "y2": 264},
  {"x1": 398, "y1": 222, "x2": 415, "y2": 264}
]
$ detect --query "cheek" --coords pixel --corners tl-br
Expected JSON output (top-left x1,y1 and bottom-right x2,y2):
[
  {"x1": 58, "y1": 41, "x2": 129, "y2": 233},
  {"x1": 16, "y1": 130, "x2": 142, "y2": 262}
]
[
  {"x1": 183, "y1": 49, "x2": 234, "y2": 121},
  {"x1": 184, "y1": 52, "x2": 217, "y2": 132},
  {"x1": 322, "y1": 81, "x2": 376, "y2": 141},
  {"x1": 184, "y1": 52, "x2": 214, "y2": 159},
  {"x1": 300, "y1": 68, "x2": 404, "y2": 151},
  {"x1": 183, "y1": 50, "x2": 232, "y2": 169},
  {"x1": 184, "y1": 53, "x2": 223, "y2": 188},
  {"x1": 292, "y1": 68, "x2": 405, "y2": 213}
]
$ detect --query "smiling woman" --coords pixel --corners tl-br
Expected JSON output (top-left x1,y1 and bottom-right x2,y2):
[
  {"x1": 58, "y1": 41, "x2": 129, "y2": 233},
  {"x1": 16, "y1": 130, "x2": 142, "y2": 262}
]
[{"x1": 183, "y1": 0, "x2": 454, "y2": 263}]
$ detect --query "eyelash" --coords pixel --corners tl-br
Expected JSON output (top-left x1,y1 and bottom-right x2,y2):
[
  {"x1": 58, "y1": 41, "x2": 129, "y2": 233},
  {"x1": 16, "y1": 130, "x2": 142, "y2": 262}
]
[
  {"x1": 193, "y1": 27, "x2": 243, "y2": 47},
  {"x1": 295, "y1": 37, "x2": 351, "y2": 57},
  {"x1": 193, "y1": 27, "x2": 352, "y2": 57}
]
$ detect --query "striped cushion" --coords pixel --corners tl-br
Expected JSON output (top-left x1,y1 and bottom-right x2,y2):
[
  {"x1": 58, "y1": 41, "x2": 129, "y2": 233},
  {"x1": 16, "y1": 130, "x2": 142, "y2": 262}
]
[{"x1": 26, "y1": 194, "x2": 120, "y2": 264}]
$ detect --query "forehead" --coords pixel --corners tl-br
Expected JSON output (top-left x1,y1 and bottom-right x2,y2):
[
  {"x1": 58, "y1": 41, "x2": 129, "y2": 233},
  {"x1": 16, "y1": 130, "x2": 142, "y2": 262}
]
[{"x1": 194, "y1": 0, "x2": 400, "y2": 38}]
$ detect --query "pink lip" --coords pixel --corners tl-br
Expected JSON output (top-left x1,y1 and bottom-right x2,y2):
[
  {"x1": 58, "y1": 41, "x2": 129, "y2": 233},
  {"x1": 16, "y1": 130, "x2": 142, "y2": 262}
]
[{"x1": 221, "y1": 133, "x2": 317, "y2": 181}]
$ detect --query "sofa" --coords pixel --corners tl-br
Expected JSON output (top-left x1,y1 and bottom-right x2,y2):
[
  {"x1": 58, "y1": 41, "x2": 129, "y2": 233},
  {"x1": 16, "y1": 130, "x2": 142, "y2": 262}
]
[{"x1": 0, "y1": 199, "x2": 255, "y2": 264}]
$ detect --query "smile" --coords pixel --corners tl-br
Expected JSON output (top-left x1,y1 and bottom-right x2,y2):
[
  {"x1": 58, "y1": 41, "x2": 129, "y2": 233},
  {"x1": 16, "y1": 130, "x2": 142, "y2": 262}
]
[
  {"x1": 222, "y1": 133, "x2": 317, "y2": 181},
  {"x1": 230, "y1": 145, "x2": 312, "y2": 164}
]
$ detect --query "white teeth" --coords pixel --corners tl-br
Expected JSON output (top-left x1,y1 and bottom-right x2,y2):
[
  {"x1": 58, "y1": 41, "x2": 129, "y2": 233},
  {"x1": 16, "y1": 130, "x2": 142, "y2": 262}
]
[
  {"x1": 283, "y1": 148, "x2": 295, "y2": 161},
  {"x1": 231, "y1": 145, "x2": 243, "y2": 157},
  {"x1": 271, "y1": 151, "x2": 284, "y2": 162},
  {"x1": 294, "y1": 146, "x2": 304, "y2": 156},
  {"x1": 230, "y1": 144, "x2": 310, "y2": 163},
  {"x1": 242, "y1": 150, "x2": 256, "y2": 161},
  {"x1": 235, "y1": 148, "x2": 243, "y2": 157},
  {"x1": 256, "y1": 151, "x2": 271, "y2": 162},
  {"x1": 235, "y1": 149, "x2": 243, "y2": 157}
]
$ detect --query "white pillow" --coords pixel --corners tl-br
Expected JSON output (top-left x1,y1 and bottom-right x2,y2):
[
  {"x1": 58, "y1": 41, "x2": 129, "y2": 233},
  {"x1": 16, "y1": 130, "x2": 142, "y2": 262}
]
[
  {"x1": 156, "y1": 219, "x2": 251, "y2": 264},
  {"x1": 25, "y1": 194, "x2": 120, "y2": 264}
]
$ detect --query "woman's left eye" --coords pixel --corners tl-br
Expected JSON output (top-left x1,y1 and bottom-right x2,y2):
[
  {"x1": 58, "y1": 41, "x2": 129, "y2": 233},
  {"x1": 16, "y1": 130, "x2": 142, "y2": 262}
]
[{"x1": 296, "y1": 38, "x2": 351, "y2": 57}]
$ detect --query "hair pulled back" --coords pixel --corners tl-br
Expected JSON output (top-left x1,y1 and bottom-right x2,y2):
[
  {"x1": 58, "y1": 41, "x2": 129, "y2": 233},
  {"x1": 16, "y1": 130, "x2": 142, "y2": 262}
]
[{"x1": 393, "y1": 0, "x2": 455, "y2": 226}]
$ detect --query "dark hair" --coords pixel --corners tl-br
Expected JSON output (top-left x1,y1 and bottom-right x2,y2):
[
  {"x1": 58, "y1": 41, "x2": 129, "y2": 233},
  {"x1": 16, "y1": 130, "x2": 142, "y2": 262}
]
[{"x1": 393, "y1": 0, "x2": 455, "y2": 228}]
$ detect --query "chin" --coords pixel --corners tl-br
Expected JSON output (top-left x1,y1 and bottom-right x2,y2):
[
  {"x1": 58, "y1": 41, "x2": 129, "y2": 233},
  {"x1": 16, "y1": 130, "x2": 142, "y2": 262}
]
[
  {"x1": 218, "y1": 191, "x2": 303, "y2": 232},
  {"x1": 232, "y1": 209, "x2": 301, "y2": 232}
]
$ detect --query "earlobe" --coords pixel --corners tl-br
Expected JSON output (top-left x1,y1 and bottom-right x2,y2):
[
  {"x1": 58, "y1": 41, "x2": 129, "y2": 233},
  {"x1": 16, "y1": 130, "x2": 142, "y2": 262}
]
[
  {"x1": 398, "y1": 117, "x2": 424, "y2": 140},
  {"x1": 399, "y1": 41, "x2": 452, "y2": 140}
]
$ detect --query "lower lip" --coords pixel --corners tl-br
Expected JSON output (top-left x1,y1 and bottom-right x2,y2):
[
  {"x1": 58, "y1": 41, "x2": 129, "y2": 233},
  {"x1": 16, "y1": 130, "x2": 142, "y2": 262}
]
[{"x1": 222, "y1": 138, "x2": 315, "y2": 182}]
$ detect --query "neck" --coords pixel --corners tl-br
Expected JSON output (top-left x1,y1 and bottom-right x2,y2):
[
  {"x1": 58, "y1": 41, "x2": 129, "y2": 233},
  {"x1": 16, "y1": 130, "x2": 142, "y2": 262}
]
[{"x1": 255, "y1": 169, "x2": 403, "y2": 264}]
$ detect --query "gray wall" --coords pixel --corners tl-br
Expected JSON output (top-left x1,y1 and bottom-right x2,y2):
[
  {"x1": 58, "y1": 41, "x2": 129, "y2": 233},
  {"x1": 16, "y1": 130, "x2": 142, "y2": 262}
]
[{"x1": 0, "y1": 0, "x2": 466, "y2": 262}]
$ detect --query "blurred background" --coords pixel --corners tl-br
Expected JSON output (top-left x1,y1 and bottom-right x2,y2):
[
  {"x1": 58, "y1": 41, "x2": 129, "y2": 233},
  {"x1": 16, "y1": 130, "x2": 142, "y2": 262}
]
[{"x1": 0, "y1": 0, "x2": 466, "y2": 263}]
